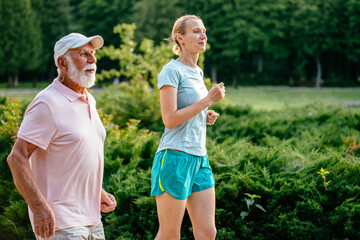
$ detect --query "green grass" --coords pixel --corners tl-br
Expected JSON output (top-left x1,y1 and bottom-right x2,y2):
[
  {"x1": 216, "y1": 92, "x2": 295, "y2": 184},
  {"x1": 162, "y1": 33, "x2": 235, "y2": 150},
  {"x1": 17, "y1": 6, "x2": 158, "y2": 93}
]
[
  {"x1": 0, "y1": 81, "x2": 50, "y2": 89},
  {"x1": 224, "y1": 86, "x2": 360, "y2": 110},
  {"x1": 1, "y1": 84, "x2": 360, "y2": 111},
  {"x1": 0, "y1": 82, "x2": 50, "y2": 98}
]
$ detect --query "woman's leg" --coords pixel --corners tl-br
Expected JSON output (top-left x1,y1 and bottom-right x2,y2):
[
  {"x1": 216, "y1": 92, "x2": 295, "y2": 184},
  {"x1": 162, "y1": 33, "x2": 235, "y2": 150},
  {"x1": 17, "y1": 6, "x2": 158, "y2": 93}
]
[
  {"x1": 186, "y1": 187, "x2": 216, "y2": 240},
  {"x1": 155, "y1": 192, "x2": 187, "y2": 240}
]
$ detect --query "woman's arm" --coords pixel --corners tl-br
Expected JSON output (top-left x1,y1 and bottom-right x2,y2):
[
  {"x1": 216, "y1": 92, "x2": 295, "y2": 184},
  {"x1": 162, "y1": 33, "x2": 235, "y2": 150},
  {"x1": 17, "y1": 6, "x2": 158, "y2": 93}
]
[{"x1": 160, "y1": 82, "x2": 225, "y2": 129}]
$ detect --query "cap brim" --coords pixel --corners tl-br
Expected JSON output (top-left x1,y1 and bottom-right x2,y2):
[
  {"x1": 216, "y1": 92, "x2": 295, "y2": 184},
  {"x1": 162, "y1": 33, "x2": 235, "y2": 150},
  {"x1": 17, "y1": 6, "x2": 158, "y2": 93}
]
[{"x1": 72, "y1": 35, "x2": 104, "y2": 50}]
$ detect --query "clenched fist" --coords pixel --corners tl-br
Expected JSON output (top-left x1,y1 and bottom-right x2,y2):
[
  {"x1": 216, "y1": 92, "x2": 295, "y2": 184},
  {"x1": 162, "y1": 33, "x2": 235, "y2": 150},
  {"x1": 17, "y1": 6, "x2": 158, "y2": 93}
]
[
  {"x1": 207, "y1": 110, "x2": 220, "y2": 125},
  {"x1": 206, "y1": 82, "x2": 225, "y2": 104}
]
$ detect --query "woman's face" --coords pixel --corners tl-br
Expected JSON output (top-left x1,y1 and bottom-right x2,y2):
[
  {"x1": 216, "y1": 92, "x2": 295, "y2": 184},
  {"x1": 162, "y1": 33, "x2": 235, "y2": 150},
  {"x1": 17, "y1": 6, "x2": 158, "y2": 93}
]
[{"x1": 178, "y1": 19, "x2": 207, "y2": 54}]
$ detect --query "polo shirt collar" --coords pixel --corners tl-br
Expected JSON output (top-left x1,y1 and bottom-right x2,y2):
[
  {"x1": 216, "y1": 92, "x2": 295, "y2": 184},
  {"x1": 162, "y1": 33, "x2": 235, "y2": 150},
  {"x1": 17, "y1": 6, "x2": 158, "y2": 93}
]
[{"x1": 52, "y1": 78, "x2": 89, "y2": 102}]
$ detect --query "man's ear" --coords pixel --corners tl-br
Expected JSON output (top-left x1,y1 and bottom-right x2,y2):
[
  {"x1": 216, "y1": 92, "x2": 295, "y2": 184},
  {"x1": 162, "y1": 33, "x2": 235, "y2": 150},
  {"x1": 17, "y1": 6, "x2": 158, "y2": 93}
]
[{"x1": 58, "y1": 56, "x2": 67, "y2": 70}]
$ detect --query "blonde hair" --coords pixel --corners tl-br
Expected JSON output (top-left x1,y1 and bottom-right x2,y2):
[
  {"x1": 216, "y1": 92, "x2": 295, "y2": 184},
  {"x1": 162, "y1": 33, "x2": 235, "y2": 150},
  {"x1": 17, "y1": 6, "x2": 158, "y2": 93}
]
[{"x1": 170, "y1": 15, "x2": 203, "y2": 56}]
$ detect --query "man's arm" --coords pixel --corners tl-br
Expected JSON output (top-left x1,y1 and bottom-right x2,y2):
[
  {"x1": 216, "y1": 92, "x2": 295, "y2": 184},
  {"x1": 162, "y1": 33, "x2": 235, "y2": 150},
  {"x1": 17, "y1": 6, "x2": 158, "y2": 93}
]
[{"x1": 7, "y1": 138, "x2": 55, "y2": 238}]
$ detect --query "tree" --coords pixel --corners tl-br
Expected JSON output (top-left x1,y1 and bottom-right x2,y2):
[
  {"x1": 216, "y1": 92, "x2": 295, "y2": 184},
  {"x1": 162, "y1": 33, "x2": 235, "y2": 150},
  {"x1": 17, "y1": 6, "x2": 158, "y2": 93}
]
[
  {"x1": 241, "y1": 0, "x2": 288, "y2": 78},
  {"x1": 0, "y1": 0, "x2": 42, "y2": 87},
  {"x1": 31, "y1": 0, "x2": 74, "y2": 82},
  {"x1": 78, "y1": 0, "x2": 140, "y2": 46},
  {"x1": 288, "y1": 0, "x2": 339, "y2": 87},
  {"x1": 198, "y1": 0, "x2": 250, "y2": 86},
  {"x1": 345, "y1": 0, "x2": 360, "y2": 84},
  {"x1": 96, "y1": 23, "x2": 174, "y2": 88},
  {"x1": 131, "y1": 0, "x2": 184, "y2": 44}
]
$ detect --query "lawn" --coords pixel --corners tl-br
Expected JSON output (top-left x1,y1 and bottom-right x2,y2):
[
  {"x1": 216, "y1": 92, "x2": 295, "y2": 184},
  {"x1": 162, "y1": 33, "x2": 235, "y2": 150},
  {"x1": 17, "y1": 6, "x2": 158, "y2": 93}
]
[
  {"x1": 1, "y1": 85, "x2": 360, "y2": 111},
  {"x1": 224, "y1": 86, "x2": 360, "y2": 110}
]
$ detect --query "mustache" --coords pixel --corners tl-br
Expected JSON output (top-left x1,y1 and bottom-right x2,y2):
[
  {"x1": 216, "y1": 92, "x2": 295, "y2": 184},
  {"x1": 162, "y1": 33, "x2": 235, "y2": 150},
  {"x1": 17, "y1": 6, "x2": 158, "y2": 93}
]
[{"x1": 83, "y1": 63, "x2": 97, "y2": 72}]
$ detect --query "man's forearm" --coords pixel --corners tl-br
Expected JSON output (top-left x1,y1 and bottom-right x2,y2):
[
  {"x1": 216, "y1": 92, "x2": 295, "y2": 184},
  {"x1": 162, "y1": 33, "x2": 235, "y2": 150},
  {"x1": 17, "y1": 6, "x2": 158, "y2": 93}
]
[
  {"x1": 8, "y1": 151, "x2": 48, "y2": 211},
  {"x1": 7, "y1": 138, "x2": 48, "y2": 212}
]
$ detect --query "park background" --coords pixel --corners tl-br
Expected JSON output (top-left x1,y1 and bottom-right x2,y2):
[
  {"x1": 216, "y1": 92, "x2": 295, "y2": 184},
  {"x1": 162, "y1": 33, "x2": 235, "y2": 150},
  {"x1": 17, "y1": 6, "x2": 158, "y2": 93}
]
[
  {"x1": 1, "y1": 0, "x2": 360, "y2": 239},
  {"x1": 2, "y1": 0, "x2": 360, "y2": 87}
]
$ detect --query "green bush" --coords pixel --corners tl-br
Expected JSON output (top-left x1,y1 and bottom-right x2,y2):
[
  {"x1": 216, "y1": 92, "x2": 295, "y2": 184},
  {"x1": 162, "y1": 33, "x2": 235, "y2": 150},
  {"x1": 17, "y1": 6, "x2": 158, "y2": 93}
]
[
  {"x1": 0, "y1": 97, "x2": 34, "y2": 240},
  {"x1": 96, "y1": 81, "x2": 162, "y2": 131},
  {"x1": 1, "y1": 92, "x2": 360, "y2": 239}
]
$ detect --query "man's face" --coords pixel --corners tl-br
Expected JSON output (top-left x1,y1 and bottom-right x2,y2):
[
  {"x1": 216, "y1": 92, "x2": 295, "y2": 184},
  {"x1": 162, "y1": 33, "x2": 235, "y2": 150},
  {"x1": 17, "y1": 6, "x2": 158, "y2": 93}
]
[{"x1": 66, "y1": 43, "x2": 97, "y2": 88}]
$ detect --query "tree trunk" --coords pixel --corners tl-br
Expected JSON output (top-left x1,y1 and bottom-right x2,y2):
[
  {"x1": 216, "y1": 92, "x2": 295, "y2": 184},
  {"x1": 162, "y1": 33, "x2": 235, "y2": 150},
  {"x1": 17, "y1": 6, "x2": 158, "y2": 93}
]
[
  {"x1": 211, "y1": 67, "x2": 217, "y2": 83},
  {"x1": 258, "y1": 54, "x2": 263, "y2": 74},
  {"x1": 232, "y1": 76, "x2": 237, "y2": 88},
  {"x1": 315, "y1": 57, "x2": 323, "y2": 88},
  {"x1": 7, "y1": 74, "x2": 19, "y2": 88},
  {"x1": 32, "y1": 76, "x2": 38, "y2": 88}
]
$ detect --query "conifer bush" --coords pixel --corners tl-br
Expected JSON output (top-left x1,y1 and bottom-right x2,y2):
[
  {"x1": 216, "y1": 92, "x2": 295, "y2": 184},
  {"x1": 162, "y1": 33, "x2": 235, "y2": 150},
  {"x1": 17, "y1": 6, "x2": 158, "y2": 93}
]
[
  {"x1": 0, "y1": 97, "x2": 34, "y2": 240},
  {"x1": 1, "y1": 94, "x2": 360, "y2": 239}
]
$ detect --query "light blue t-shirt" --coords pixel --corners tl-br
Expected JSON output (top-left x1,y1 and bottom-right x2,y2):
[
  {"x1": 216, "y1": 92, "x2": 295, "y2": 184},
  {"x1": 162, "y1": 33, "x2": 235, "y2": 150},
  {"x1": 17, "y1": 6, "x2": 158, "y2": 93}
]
[{"x1": 156, "y1": 59, "x2": 208, "y2": 156}]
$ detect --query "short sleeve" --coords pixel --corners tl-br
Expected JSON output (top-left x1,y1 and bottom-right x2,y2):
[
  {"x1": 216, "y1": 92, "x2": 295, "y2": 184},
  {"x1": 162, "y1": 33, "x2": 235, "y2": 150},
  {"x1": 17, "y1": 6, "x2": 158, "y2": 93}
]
[
  {"x1": 157, "y1": 65, "x2": 180, "y2": 90},
  {"x1": 17, "y1": 102, "x2": 57, "y2": 150}
]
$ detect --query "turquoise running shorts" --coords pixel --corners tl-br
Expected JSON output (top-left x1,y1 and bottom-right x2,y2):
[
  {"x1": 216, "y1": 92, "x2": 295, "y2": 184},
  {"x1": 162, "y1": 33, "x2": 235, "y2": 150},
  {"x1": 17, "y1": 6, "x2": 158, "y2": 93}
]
[{"x1": 151, "y1": 149, "x2": 215, "y2": 200}]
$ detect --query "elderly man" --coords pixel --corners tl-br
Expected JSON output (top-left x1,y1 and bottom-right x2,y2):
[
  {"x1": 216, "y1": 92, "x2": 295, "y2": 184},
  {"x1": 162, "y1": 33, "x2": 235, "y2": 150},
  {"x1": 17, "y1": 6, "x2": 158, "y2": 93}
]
[{"x1": 7, "y1": 33, "x2": 116, "y2": 239}]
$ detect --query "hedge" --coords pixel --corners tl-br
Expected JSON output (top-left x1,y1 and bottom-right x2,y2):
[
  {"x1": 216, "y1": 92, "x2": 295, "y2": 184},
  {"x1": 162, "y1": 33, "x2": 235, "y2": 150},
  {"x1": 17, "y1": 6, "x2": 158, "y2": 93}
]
[{"x1": 0, "y1": 88, "x2": 359, "y2": 239}]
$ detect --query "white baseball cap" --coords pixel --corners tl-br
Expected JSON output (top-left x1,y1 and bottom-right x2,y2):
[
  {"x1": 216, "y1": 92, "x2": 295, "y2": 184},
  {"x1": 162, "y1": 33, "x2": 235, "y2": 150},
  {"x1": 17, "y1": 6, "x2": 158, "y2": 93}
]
[{"x1": 54, "y1": 33, "x2": 104, "y2": 67}]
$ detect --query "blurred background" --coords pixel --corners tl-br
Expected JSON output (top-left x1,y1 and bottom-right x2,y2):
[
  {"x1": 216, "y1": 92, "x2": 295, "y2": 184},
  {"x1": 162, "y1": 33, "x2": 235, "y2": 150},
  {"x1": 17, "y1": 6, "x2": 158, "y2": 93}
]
[
  {"x1": 2, "y1": 0, "x2": 360, "y2": 88},
  {"x1": 2, "y1": 1, "x2": 360, "y2": 239}
]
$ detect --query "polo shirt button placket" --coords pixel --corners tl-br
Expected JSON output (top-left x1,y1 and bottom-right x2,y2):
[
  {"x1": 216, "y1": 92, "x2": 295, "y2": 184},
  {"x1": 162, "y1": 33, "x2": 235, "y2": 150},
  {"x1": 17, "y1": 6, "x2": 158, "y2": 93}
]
[{"x1": 80, "y1": 96, "x2": 92, "y2": 119}]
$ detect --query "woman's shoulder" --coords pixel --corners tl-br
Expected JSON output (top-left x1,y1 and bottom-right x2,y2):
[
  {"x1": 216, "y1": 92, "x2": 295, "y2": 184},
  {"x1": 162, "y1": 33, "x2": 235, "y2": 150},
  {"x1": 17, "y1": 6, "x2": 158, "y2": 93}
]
[
  {"x1": 160, "y1": 60, "x2": 182, "y2": 77},
  {"x1": 162, "y1": 59, "x2": 182, "y2": 71}
]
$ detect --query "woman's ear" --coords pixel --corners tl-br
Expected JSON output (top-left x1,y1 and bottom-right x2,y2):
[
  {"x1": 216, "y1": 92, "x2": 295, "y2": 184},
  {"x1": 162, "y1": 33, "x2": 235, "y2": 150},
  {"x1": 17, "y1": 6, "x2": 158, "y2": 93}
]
[{"x1": 175, "y1": 33, "x2": 184, "y2": 45}]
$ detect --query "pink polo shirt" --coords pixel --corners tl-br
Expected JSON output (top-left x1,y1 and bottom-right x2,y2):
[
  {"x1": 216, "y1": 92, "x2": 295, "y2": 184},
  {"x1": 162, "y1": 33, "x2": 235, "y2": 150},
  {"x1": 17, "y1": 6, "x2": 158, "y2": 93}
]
[{"x1": 17, "y1": 79, "x2": 106, "y2": 231}]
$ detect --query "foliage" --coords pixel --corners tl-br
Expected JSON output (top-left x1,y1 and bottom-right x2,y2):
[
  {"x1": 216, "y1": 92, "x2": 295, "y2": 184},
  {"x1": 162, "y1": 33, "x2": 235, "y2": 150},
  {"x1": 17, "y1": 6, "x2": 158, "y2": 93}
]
[
  {"x1": 317, "y1": 167, "x2": 331, "y2": 191},
  {"x1": 95, "y1": 23, "x2": 210, "y2": 132},
  {"x1": 0, "y1": 0, "x2": 43, "y2": 86},
  {"x1": 131, "y1": 0, "x2": 183, "y2": 43},
  {"x1": 240, "y1": 193, "x2": 266, "y2": 220},
  {"x1": 3, "y1": 0, "x2": 360, "y2": 86},
  {"x1": 1, "y1": 89, "x2": 360, "y2": 239},
  {"x1": 31, "y1": 0, "x2": 74, "y2": 76},
  {"x1": 78, "y1": 0, "x2": 140, "y2": 46},
  {"x1": 95, "y1": 80, "x2": 162, "y2": 131},
  {"x1": 96, "y1": 23, "x2": 174, "y2": 88},
  {"x1": 0, "y1": 97, "x2": 22, "y2": 180},
  {"x1": 0, "y1": 97, "x2": 34, "y2": 240}
]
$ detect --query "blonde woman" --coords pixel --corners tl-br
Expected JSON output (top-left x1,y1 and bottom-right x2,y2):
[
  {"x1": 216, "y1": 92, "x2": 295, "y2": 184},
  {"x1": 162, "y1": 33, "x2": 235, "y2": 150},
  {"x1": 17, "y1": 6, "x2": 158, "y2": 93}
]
[{"x1": 151, "y1": 15, "x2": 225, "y2": 240}]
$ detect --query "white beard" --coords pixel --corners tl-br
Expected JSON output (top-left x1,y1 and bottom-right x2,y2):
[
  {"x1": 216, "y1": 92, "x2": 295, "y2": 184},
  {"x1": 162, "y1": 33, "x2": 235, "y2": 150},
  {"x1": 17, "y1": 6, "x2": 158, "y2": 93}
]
[{"x1": 66, "y1": 56, "x2": 97, "y2": 88}]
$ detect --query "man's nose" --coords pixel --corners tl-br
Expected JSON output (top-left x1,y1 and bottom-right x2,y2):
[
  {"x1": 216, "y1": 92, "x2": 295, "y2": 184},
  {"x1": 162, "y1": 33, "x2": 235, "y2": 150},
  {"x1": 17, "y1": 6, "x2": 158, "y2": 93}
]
[{"x1": 88, "y1": 53, "x2": 97, "y2": 64}]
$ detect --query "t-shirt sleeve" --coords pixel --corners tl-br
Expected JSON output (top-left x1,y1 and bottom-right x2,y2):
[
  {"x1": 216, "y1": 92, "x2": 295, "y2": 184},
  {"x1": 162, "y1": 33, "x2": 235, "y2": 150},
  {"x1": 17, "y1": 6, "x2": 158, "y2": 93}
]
[
  {"x1": 157, "y1": 66, "x2": 180, "y2": 89},
  {"x1": 17, "y1": 102, "x2": 57, "y2": 150}
]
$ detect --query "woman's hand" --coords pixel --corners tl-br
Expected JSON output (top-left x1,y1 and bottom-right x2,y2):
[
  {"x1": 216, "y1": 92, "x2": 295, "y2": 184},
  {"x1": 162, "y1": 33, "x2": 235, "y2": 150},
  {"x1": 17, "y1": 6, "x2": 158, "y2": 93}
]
[
  {"x1": 206, "y1": 82, "x2": 225, "y2": 105},
  {"x1": 206, "y1": 110, "x2": 219, "y2": 125}
]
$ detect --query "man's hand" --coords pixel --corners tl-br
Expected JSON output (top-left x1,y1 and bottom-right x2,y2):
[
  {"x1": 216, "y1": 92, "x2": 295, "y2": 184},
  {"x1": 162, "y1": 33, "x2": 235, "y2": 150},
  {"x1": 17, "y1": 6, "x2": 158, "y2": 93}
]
[
  {"x1": 101, "y1": 189, "x2": 117, "y2": 213},
  {"x1": 33, "y1": 202, "x2": 56, "y2": 238},
  {"x1": 206, "y1": 110, "x2": 220, "y2": 125}
]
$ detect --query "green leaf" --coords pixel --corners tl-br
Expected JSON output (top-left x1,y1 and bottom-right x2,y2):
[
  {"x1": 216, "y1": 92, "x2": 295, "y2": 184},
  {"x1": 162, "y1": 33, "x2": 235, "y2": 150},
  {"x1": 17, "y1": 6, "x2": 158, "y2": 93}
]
[
  {"x1": 255, "y1": 204, "x2": 267, "y2": 213},
  {"x1": 240, "y1": 211, "x2": 249, "y2": 220}
]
